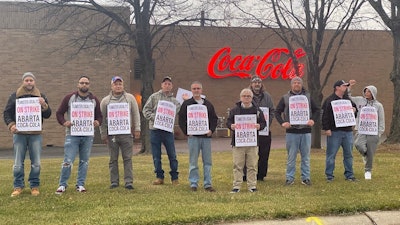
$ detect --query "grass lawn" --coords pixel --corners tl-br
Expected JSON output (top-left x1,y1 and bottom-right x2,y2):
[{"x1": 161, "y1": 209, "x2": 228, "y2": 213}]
[{"x1": 0, "y1": 144, "x2": 399, "y2": 225}]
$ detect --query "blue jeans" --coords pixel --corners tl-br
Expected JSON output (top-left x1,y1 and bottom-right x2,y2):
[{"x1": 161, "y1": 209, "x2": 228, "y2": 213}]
[
  {"x1": 58, "y1": 135, "x2": 94, "y2": 187},
  {"x1": 188, "y1": 136, "x2": 212, "y2": 188},
  {"x1": 285, "y1": 133, "x2": 311, "y2": 181},
  {"x1": 325, "y1": 130, "x2": 354, "y2": 180},
  {"x1": 13, "y1": 134, "x2": 42, "y2": 188},
  {"x1": 150, "y1": 129, "x2": 178, "y2": 180}
]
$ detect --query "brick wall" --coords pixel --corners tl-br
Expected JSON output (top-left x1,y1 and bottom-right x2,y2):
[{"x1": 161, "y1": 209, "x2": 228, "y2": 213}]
[
  {"x1": 0, "y1": 2, "x2": 130, "y2": 148},
  {"x1": 0, "y1": 2, "x2": 394, "y2": 148}
]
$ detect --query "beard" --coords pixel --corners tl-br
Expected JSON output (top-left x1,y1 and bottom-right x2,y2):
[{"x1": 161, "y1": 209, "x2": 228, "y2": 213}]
[
  {"x1": 24, "y1": 85, "x2": 34, "y2": 91},
  {"x1": 80, "y1": 87, "x2": 89, "y2": 93}
]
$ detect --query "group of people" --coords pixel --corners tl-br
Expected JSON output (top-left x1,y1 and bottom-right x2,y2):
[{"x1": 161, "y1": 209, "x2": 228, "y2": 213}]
[
  {"x1": 3, "y1": 72, "x2": 384, "y2": 197},
  {"x1": 4, "y1": 73, "x2": 138, "y2": 197},
  {"x1": 226, "y1": 76, "x2": 384, "y2": 193}
]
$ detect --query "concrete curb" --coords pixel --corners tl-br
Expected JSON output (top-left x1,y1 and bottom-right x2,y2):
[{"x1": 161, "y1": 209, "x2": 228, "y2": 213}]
[{"x1": 220, "y1": 211, "x2": 400, "y2": 225}]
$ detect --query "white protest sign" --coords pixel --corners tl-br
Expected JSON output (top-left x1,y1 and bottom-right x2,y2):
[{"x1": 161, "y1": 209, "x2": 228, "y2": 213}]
[
  {"x1": 289, "y1": 95, "x2": 310, "y2": 125},
  {"x1": 234, "y1": 114, "x2": 257, "y2": 147},
  {"x1": 187, "y1": 104, "x2": 209, "y2": 135},
  {"x1": 107, "y1": 103, "x2": 131, "y2": 135},
  {"x1": 15, "y1": 97, "x2": 42, "y2": 131},
  {"x1": 259, "y1": 107, "x2": 269, "y2": 136},
  {"x1": 358, "y1": 106, "x2": 378, "y2": 135},
  {"x1": 153, "y1": 100, "x2": 176, "y2": 133},
  {"x1": 176, "y1": 87, "x2": 206, "y2": 105},
  {"x1": 331, "y1": 100, "x2": 356, "y2": 127},
  {"x1": 70, "y1": 102, "x2": 95, "y2": 136}
]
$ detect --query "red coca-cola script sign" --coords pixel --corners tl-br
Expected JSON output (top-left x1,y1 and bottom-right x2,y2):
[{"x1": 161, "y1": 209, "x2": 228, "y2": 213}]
[{"x1": 208, "y1": 47, "x2": 306, "y2": 80}]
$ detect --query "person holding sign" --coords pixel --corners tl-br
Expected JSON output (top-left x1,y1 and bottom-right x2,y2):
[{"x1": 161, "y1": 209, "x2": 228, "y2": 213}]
[
  {"x1": 247, "y1": 76, "x2": 275, "y2": 182},
  {"x1": 348, "y1": 80, "x2": 385, "y2": 180},
  {"x1": 226, "y1": 88, "x2": 266, "y2": 193},
  {"x1": 55, "y1": 75, "x2": 102, "y2": 194},
  {"x1": 3, "y1": 72, "x2": 51, "y2": 197},
  {"x1": 275, "y1": 76, "x2": 319, "y2": 186},
  {"x1": 143, "y1": 76, "x2": 181, "y2": 186},
  {"x1": 178, "y1": 81, "x2": 218, "y2": 192},
  {"x1": 100, "y1": 76, "x2": 141, "y2": 189},
  {"x1": 322, "y1": 80, "x2": 358, "y2": 182}
]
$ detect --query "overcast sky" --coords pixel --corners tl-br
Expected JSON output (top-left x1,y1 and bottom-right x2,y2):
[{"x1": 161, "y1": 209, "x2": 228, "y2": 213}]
[{"x1": 1, "y1": 0, "x2": 389, "y2": 30}]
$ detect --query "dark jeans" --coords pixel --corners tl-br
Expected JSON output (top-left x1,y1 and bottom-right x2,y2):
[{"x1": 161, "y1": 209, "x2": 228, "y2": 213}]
[
  {"x1": 150, "y1": 129, "x2": 179, "y2": 180},
  {"x1": 257, "y1": 133, "x2": 272, "y2": 179}
]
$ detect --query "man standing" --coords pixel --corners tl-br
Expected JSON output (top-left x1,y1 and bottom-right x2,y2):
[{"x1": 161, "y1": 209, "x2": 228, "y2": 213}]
[
  {"x1": 275, "y1": 77, "x2": 319, "y2": 186},
  {"x1": 248, "y1": 76, "x2": 275, "y2": 181},
  {"x1": 143, "y1": 76, "x2": 181, "y2": 185},
  {"x1": 348, "y1": 80, "x2": 385, "y2": 180},
  {"x1": 4, "y1": 72, "x2": 52, "y2": 197},
  {"x1": 178, "y1": 81, "x2": 218, "y2": 192},
  {"x1": 55, "y1": 75, "x2": 102, "y2": 194},
  {"x1": 226, "y1": 88, "x2": 266, "y2": 193},
  {"x1": 322, "y1": 80, "x2": 358, "y2": 182},
  {"x1": 100, "y1": 76, "x2": 141, "y2": 189}
]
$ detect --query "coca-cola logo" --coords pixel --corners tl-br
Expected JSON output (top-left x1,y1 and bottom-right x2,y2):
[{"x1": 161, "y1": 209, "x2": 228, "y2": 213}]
[{"x1": 207, "y1": 47, "x2": 306, "y2": 80}]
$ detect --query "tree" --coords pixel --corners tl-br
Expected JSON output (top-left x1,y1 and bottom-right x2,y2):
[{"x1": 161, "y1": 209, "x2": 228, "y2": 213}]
[
  {"x1": 27, "y1": 0, "x2": 210, "y2": 153},
  {"x1": 368, "y1": 0, "x2": 400, "y2": 143},
  {"x1": 221, "y1": 0, "x2": 365, "y2": 148}
]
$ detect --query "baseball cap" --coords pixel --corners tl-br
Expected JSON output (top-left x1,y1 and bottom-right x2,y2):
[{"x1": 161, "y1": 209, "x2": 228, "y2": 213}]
[
  {"x1": 333, "y1": 80, "x2": 350, "y2": 88},
  {"x1": 162, "y1": 76, "x2": 172, "y2": 82},
  {"x1": 111, "y1": 76, "x2": 123, "y2": 84}
]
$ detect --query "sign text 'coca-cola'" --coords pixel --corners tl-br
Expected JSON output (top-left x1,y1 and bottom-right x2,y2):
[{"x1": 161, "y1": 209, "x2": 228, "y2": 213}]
[{"x1": 207, "y1": 47, "x2": 306, "y2": 80}]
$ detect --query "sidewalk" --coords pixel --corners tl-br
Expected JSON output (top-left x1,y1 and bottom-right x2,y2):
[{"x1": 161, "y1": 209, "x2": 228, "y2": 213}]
[
  {"x1": 0, "y1": 136, "x2": 288, "y2": 159},
  {"x1": 220, "y1": 211, "x2": 400, "y2": 225}
]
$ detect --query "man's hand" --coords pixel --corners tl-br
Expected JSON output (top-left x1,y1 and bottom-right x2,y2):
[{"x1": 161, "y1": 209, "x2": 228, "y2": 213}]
[
  {"x1": 325, "y1": 130, "x2": 332, "y2": 136},
  {"x1": 282, "y1": 122, "x2": 291, "y2": 129}
]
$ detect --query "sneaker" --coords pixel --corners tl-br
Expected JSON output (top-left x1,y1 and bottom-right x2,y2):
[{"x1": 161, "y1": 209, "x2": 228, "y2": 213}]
[
  {"x1": 11, "y1": 187, "x2": 23, "y2": 197},
  {"x1": 301, "y1": 179, "x2": 312, "y2": 186},
  {"x1": 55, "y1": 186, "x2": 66, "y2": 195},
  {"x1": 205, "y1": 187, "x2": 216, "y2": 192},
  {"x1": 125, "y1": 184, "x2": 134, "y2": 190},
  {"x1": 345, "y1": 177, "x2": 358, "y2": 182},
  {"x1": 190, "y1": 187, "x2": 197, "y2": 192},
  {"x1": 31, "y1": 187, "x2": 40, "y2": 196},
  {"x1": 230, "y1": 188, "x2": 240, "y2": 193},
  {"x1": 171, "y1": 179, "x2": 179, "y2": 186},
  {"x1": 326, "y1": 178, "x2": 334, "y2": 183},
  {"x1": 152, "y1": 178, "x2": 164, "y2": 185},
  {"x1": 285, "y1": 180, "x2": 294, "y2": 186},
  {"x1": 76, "y1": 186, "x2": 87, "y2": 192},
  {"x1": 110, "y1": 183, "x2": 119, "y2": 189},
  {"x1": 249, "y1": 188, "x2": 258, "y2": 193},
  {"x1": 365, "y1": 171, "x2": 372, "y2": 180}
]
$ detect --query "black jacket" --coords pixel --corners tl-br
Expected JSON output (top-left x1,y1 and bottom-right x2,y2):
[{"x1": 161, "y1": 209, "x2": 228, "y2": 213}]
[
  {"x1": 226, "y1": 102, "x2": 266, "y2": 146},
  {"x1": 4, "y1": 92, "x2": 51, "y2": 134},
  {"x1": 322, "y1": 93, "x2": 357, "y2": 132},
  {"x1": 178, "y1": 97, "x2": 218, "y2": 137}
]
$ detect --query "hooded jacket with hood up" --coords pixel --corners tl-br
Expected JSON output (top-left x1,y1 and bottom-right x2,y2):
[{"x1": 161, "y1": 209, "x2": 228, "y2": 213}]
[{"x1": 349, "y1": 85, "x2": 385, "y2": 136}]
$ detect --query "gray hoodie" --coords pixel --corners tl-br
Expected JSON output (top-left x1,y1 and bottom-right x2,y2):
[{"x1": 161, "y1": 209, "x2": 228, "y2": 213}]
[{"x1": 349, "y1": 85, "x2": 385, "y2": 136}]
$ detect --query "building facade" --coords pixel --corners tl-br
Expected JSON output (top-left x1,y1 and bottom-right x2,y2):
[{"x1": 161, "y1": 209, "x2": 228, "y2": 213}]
[{"x1": 0, "y1": 2, "x2": 394, "y2": 148}]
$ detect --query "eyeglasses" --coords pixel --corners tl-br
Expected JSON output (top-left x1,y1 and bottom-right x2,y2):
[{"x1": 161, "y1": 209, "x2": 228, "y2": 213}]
[
  {"x1": 241, "y1": 95, "x2": 252, "y2": 98},
  {"x1": 79, "y1": 82, "x2": 90, "y2": 85}
]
